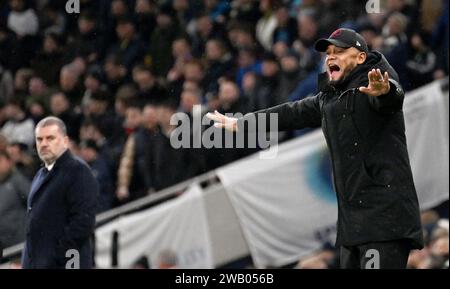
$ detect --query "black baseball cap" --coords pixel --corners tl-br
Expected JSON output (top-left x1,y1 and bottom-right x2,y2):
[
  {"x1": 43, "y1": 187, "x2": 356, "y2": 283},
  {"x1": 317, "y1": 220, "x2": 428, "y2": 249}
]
[{"x1": 314, "y1": 28, "x2": 369, "y2": 54}]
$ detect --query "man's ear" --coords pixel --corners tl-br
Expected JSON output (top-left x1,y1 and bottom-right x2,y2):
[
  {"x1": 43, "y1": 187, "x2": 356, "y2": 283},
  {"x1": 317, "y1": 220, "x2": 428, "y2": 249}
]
[
  {"x1": 357, "y1": 52, "x2": 367, "y2": 64},
  {"x1": 63, "y1": 136, "x2": 70, "y2": 148}
]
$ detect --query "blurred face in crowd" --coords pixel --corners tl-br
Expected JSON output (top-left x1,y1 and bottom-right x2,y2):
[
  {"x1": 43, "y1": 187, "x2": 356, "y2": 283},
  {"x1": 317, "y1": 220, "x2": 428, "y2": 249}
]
[
  {"x1": 206, "y1": 40, "x2": 223, "y2": 61},
  {"x1": 50, "y1": 93, "x2": 70, "y2": 115},
  {"x1": 387, "y1": 13, "x2": 407, "y2": 36},
  {"x1": 9, "y1": 0, "x2": 24, "y2": 12},
  {"x1": 181, "y1": 89, "x2": 200, "y2": 112},
  {"x1": 172, "y1": 39, "x2": 191, "y2": 59},
  {"x1": 84, "y1": 75, "x2": 101, "y2": 92},
  {"x1": 238, "y1": 50, "x2": 255, "y2": 68},
  {"x1": 111, "y1": 0, "x2": 128, "y2": 16},
  {"x1": 124, "y1": 107, "x2": 142, "y2": 129},
  {"x1": 0, "y1": 154, "x2": 13, "y2": 178},
  {"x1": 79, "y1": 146, "x2": 97, "y2": 163},
  {"x1": 87, "y1": 99, "x2": 108, "y2": 115},
  {"x1": 133, "y1": 68, "x2": 155, "y2": 90},
  {"x1": 196, "y1": 16, "x2": 213, "y2": 37},
  {"x1": 219, "y1": 81, "x2": 239, "y2": 104},
  {"x1": 273, "y1": 41, "x2": 289, "y2": 59},
  {"x1": 3, "y1": 104, "x2": 23, "y2": 120},
  {"x1": 29, "y1": 77, "x2": 48, "y2": 96},
  {"x1": 60, "y1": 68, "x2": 79, "y2": 91},
  {"x1": 43, "y1": 36, "x2": 58, "y2": 53},
  {"x1": 80, "y1": 124, "x2": 102, "y2": 142},
  {"x1": 259, "y1": 0, "x2": 271, "y2": 13},
  {"x1": 157, "y1": 14, "x2": 172, "y2": 28},
  {"x1": 116, "y1": 22, "x2": 135, "y2": 41},
  {"x1": 35, "y1": 124, "x2": 69, "y2": 165},
  {"x1": 262, "y1": 60, "x2": 279, "y2": 77},
  {"x1": 142, "y1": 105, "x2": 158, "y2": 130},
  {"x1": 78, "y1": 18, "x2": 96, "y2": 35},
  {"x1": 173, "y1": 0, "x2": 189, "y2": 11},
  {"x1": 298, "y1": 14, "x2": 318, "y2": 42},
  {"x1": 104, "y1": 61, "x2": 126, "y2": 81},
  {"x1": 275, "y1": 7, "x2": 289, "y2": 26},
  {"x1": 281, "y1": 55, "x2": 299, "y2": 73},
  {"x1": 184, "y1": 62, "x2": 204, "y2": 83},
  {"x1": 325, "y1": 45, "x2": 367, "y2": 84},
  {"x1": 360, "y1": 29, "x2": 378, "y2": 50},
  {"x1": 135, "y1": 0, "x2": 153, "y2": 14}
]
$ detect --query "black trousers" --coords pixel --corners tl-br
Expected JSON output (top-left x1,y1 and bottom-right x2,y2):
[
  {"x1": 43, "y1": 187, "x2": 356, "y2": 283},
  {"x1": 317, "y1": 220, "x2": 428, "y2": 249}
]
[{"x1": 340, "y1": 239, "x2": 411, "y2": 269}]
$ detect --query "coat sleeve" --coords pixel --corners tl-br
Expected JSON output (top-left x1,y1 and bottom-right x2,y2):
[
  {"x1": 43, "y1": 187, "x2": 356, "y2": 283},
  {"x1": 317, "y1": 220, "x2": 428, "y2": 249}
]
[
  {"x1": 237, "y1": 94, "x2": 322, "y2": 132},
  {"x1": 56, "y1": 164, "x2": 99, "y2": 264},
  {"x1": 368, "y1": 79, "x2": 405, "y2": 114}
]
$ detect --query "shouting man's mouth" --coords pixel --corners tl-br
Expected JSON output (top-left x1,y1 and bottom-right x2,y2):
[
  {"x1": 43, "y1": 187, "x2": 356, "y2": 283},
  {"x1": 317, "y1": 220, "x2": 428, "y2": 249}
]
[{"x1": 328, "y1": 63, "x2": 341, "y2": 80}]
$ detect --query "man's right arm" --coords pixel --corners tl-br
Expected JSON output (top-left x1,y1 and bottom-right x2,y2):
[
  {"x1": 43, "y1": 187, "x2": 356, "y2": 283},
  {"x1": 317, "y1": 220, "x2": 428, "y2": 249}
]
[{"x1": 238, "y1": 94, "x2": 322, "y2": 132}]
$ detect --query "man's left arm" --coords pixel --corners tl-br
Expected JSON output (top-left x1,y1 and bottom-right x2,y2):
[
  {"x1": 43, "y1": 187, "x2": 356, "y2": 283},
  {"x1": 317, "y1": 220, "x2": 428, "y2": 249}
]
[
  {"x1": 359, "y1": 68, "x2": 404, "y2": 113},
  {"x1": 57, "y1": 166, "x2": 99, "y2": 264}
]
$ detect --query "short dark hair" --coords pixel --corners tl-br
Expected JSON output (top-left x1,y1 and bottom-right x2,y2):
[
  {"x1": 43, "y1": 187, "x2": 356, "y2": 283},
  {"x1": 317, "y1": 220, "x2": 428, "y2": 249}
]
[{"x1": 35, "y1": 116, "x2": 67, "y2": 136}]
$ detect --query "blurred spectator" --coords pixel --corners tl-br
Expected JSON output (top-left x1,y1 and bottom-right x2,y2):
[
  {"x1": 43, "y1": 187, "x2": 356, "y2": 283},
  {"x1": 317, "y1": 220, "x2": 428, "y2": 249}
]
[
  {"x1": 204, "y1": 39, "x2": 234, "y2": 92},
  {"x1": 0, "y1": 150, "x2": 30, "y2": 249},
  {"x1": 0, "y1": 63, "x2": 14, "y2": 103},
  {"x1": 68, "y1": 11, "x2": 105, "y2": 65},
  {"x1": 149, "y1": 3, "x2": 184, "y2": 77},
  {"x1": 32, "y1": 31, "x2": 66, "y2": 85},
  {"x1": 5, "y1": 141, "x2": 36, "y2": 180},
  {"x1": 0, "y1": 99, "x2": 34, "y2": 147},
  {"x1": 381, "y1": 12, "x2": 410, "y2": 90},
  {"x1": 277, "y1": 50, "x2": 305, "y2": 104},
  {"x1": 190, "y1": 13, "x2": 225, "y2": 58},
  {"x1": 272, "y1": 3, "x2": 297, "y2": 46},
  {"x1": 247, "y1": 52, "x2": 280, "y2": 110},
  {"x1": 38, "y1": 3, "x2": 66, "y2": 35},
  {"x1": 132, "y1": 63, "x2": 169, "y2": 105},
  {"x1": 79, "y1": 139, "x2": 114, "y2": 213},
  {"x1": 59, "y1": 64, "x2": 84, "y2": 107},
  {"x1": 229, "y1": 0, "x2": 261, "y2": 27},
  {"x1": 255, "y1": 0, "x2": 278, "y2": 51},
  {"x1": 12, "y1": 67, "x2": 34, "y2": 100},
  {"x1": 49, "y1": 92, "x2": 82, "y2": 142},
  {"x1": 236, "y1": 47, "x2": 261, "y2": 90},
  {"x1": 406, "y1": 32, "x2": 437, "y2": 90},
  {"x1": 103, "y1": 54, "x2": 129, "y2": 97},
  {"x1": 6, "y1": 0, "x2": 39, "y2": 71},
  {"x1": 167, "y1": 37, "x2": 193, "y2": 83},
  {"x1": 81, "y1": 66, "x2": 106, "y2": 111},
  {"x1": 116, "y1": 100, "x2": 145, "y2": 203},
  {"x1": 7, "y1": 0, "x2": 38, "y2": 38},
  {"x1": 134, "y1": 0, "x2": 157, "y2": 46},
  {"x1": 109, "y1": 16, "x2": 144, "y2": 71}
]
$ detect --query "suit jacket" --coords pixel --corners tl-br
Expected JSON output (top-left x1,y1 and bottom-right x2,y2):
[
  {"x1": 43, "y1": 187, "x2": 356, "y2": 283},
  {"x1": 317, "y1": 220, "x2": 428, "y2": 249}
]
[{"x1": 22, "y1": 150, "x2": 99, "y2": 269}]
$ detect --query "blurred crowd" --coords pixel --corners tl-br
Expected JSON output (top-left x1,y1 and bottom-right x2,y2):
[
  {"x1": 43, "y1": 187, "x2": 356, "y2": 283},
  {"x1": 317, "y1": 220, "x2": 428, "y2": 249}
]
[{"x1": 0, "y1": 0, "x2": 448, "y2": 260}]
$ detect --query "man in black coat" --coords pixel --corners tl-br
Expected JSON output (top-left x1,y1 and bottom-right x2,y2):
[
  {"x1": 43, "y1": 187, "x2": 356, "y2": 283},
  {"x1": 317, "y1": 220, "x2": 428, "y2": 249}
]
[
  {"x1": 207, "y1": 29, "x2": 424, "y2": 269},
  {"x1": 21, "y1": 117, "x2": 98, "y2": 269}
]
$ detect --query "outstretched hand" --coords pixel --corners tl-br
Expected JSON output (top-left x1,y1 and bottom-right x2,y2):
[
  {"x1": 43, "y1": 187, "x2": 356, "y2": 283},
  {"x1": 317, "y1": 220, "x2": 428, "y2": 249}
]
[
  {"x1": 359, "y1": 68, "x2": 391, "y2": 97},
  {"x1": 205, "y1": 110, "x2": 238, "y2": 132}
]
